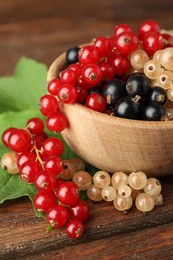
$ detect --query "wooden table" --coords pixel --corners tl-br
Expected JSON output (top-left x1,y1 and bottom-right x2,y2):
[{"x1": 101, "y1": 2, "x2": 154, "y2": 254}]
[{"x1": 0, "y1": 0, "x2": 173, "y2": 259}]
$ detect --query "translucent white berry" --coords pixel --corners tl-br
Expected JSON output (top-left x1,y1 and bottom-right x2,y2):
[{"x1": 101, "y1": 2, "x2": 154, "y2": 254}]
[
  {"x1": 111, "y1": 172, "x2": 128, "y2": 190},
  {"x1": 0, "y1": 151, "x2": 19, "y2": 174},
  {"x1": 130, "y1": 49, "x2": 149, "y2": 70},
  {"x1": 144, "y1": 60, "x2": 162, "y2": 79},
  {"x1": 101, "y1": 186, "x2": 117, "y2": 201},
  {"x1": 144, "y1": 178, "x2": 162, "y2": 196},
  {"x1": 135, "y1": 193, "x2": 155, "y2": 212},
  {"x1": 118, "y1": 184, "x2": 131, "y2": 198},
  {"x1": 93, "y1": 171, "x2": 111, "y2": 188},
  {"x1": 159, "y1": 47, "x2": 173, "y2": 71},
  {"x1": 113, "y1": 195, "x2": 133, "y2": 212},
  {"x1": 87, "y1": 184, "x2": 103, "y2": 201},
  {"x1": 152, "y1": 193, "x2": 163, "y2": 206},
  {"x1": 128, "y1": 171, "x2": 147, "y2": 190}
]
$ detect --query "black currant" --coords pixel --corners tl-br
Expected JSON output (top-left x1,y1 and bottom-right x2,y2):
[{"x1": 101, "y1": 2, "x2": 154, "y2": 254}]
[
  {"x1": 102, "y1": 79, "x2": 126, "y2": 106},
  {"x1": 149, "y1": 86, "x2": 167, "y2": 105},
  {"x1": 141, "y1": 103, "x2": 165, "y2": 121},
  {"x1": 126, "y1": 73, "x2": 151, "y2": 98},
  {"x1": 113, "y1": 96, "x2": 140, "y2": 119},
  {"x1": 88, "y1": 84, "x2": 103, "y2": 96},
  {"x1": 66, "y1": 46, "x2": 80, "y2": 65}
]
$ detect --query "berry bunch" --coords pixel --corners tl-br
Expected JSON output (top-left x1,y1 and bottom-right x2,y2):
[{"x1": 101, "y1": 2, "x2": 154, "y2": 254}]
[
  {"x1": 41, "y1": 19, "x2": 173, "y2": 128},
  {"x1": 86, "y1": 171, "x2": 163, "y2": 213},
  {"x1": 1, "y1": 117, "x2": 90, "y2": 239}
]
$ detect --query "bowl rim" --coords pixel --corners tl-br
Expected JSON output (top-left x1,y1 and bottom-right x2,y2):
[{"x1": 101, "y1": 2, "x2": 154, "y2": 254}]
[{"x1": 47, "y1": 51, "x2": 173, "y2": 130}]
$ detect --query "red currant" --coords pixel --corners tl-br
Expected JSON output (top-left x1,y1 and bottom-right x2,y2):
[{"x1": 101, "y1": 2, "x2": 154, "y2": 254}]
[
  {"x1": 17, "y1": 151, "x2": 36, "y2": 169},
  {"x1": 85, "y1": 93, "x2": 106, "y2": 112},
  {"x1": 55, "y1": 181, "x2": 79, "y2": 206},
  {"x1": 82, "y1": 64, "x2": 103, "y2": 86},
  {"x1": 142, "y1": 32, "x2": 165, "y2": 56},
  {"x1": 46, "y1": 111, "x2": 68, "y2": 132},
  {"x1": 33, "y1": 191, "x2": 56, "y2": 212},
  {"x1": 57, "y1": 83, "x2": 77, "y2": 104},
  {"x1": 138, "y1": 19, "x2": 160, "y2": 40},
  {"x1": 42, "y1": 137, "x2": 64, "y2": 157},
  {"x1": 47, "y1": 78, "x2": 62, "y2": 95},
  {"x1": 66, "y1": 219, "x2": 84, "y2": 239},
  {"x1": 26, "y1": 117, "x2": 44, "y2": 135},
  {"x1": 39, "y1": 94, "x2": 59, "y2": 116},
  {"x1": 93, "y1": 36, "x2": 113, "y2": 57},
  {"x1": 113, "y1": 23, "x2": 133, "y2": 37},
  {"x1": 34, "y1": 170, "x2": 57, "y2": 192},
  {"x1": 46, "y1": 204, "x2": 69, "y2": 228},
  {"x1": 2, "y1": 127, "x2": 16, "y2": 147},
  {"x1": 114, "y1": 31, "x2": 139, "y2": 57},
  {"x1": 108, "y1": 52, "x2": 131, "y2": 75},
  {"x1": 68, "y1": 200, "x2": 90, "y2": 222},
  {"x1": 44, "y1": 156, "x2": 63, "y2": 175},
  {"x1": 8, "y1": 129, "x2": 33, "y2": 153},
  {"x1": 78, "y1": 45, "x2": 100, "y2": 65},
  {"x1": 60, "y1": 68, "x2": 78, "y2": 84},
  {"x1": 19, "y1": 160, "x2": 42, "y2": 183}
]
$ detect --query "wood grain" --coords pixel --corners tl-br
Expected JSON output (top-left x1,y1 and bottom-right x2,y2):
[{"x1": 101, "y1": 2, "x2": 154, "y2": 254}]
[{"x1": 0, "y1": 0, "x2": 173, "y2": 259}]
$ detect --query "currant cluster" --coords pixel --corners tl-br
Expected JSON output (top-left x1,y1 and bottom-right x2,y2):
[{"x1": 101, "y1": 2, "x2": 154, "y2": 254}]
[
  {"x1": 86, "y1": 171, "x2": 163, "y2": 213},
  {"x1": 1, "y1": 117, "x2": 90, "y2": 239},
  {"x1": 41, "y1": 19, "x2": 173, "y2": 127}
]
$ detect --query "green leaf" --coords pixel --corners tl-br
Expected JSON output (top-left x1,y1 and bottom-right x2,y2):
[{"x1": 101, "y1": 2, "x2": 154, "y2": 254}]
[{"x1": 0, "y1": 57, "x2": 47, "y2": 113}]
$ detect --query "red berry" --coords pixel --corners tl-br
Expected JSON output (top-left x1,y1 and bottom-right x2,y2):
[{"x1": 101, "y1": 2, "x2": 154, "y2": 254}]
[
  {"x1": 85, "y1": 93, "x2": 106, "y2": 112},
  {"x1": 138, "y1": 19, "x2": 160, "y2": 40},
  {"x1": 46, "y1": 204, "x2": 69, "y2": 228},
  {"x1": 39, "y1": 94, "x2": 59, "y2": 116},
  {"x1": 47, "y1": 78, "x2": 62, "y2": 95},
  {"x1": 142, "y1": 32, "x2": 165, "y2": 56},
  {"x1": 17, "y1": 151, "x2": 36, "y2": 169},
  {"x1": 33, "y1": 131, "x2": 48, "y2": 148},
  {"x1": 75, "y1": 85, "x2": 88, "y2": 103},
  {"x1": 108, "y1": 52, "x2": 131, "y2": 75},
  {"x1": 34, "y1": 170, "x2": 57, "y2": 192},
  {"x1": 44, "y1": 156, "x2": 63, "y2": 175},
  {"x1": 68, "y1": 200, "x2": 90, "y2": 222},
  {"x1": 19, "y1": 160, "x2": 42, "y2": 183},
  {"x1": 82, "y1": 64, "x2": 103, "y2": 86},
  {"x1": 114, "y1": 31, "x2": 139, "y2": 57},
  {"x1": 78, "y1": 45, "x2": 100, "y2": 65},
  {"x1": 33, "y1": 191, "x2": 56, "y2": 212},
  {"x1": 68, "y1": 63, "x2": 82, "y2": 77},
  {"x1": 42, "y1": 137, "x2": 64, "y2": 157},
  {"x1": 99, "y1": 61, "x2": 115, "y2": 81},
  {"x1": 55, "y1": 181, "x2": 79, "y2": 206},
  {"x1": 60, "y1": 68, "x2": 78, "y2": 84},
  {"x1": 57, "y1": 83, "x2": 77, "y2": 103},
  {"x1": 8, "y1": 129, "x2": 33, "y2": 153},
  {"x1": 161, "y1": 33, "x2": 173, "y2": 47},
  {"x1": 93, "y1": 36, "x2": 113, "y2": 57},
  {"x1": 66, "y1": 219, "x2": 84, "y2": 239},
  {"x1": 26, "y1": 117, "x2": 44, "y2": 135},
  {"x1": 2, "y1": 127, "x2": 16, "y2": 147},
  {"x1": 113, "y1": 23, "x2": 133, "y2": 37},
  {"x1": 46, "y1": 111, "x2": 68, "y2": 132}
]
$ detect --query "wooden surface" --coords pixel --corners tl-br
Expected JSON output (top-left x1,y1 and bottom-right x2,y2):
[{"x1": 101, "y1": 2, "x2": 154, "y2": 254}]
[{"x1": 1, "y1": 0, "x2": 173, "y2": 259}]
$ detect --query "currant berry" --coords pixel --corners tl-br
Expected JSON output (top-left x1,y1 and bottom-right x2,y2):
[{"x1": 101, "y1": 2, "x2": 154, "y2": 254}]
[
  {"x1": 66, "y1": 219, "x2": 84, "y2": 239},
  {"x1": 138, "y1": 19, "x2": 161, "y2": 40},
  {"x1": 142, "y1": 32, "x2": 165, "y2": 57},
  {"x1": 59, "y1": 159, "x2": 77, "y2": 180},
  {"x1": 33, "y1": 191, "x2": 56, "y2": 212},
  {"x1": 39, "y1": 94, "x2": 59, "y2": 116},
  {"x1": 99, "y1": 61, "x2": 115, "y2": 81},
  {"x1": 93, "y1": 36, "x2": 113, "y2": 57},
  {"x1": 128, "y1": 171, "x2": 147, "y2": 190},
  {"x1": 85, "y1": 93, "x2": 106, "y2": 112},
  {"x1": 20, "y1": 160, "x2": 42, "y2": 183},
  {"x1": 82, "y1": 64, "x2": 103, "y2": 86},
  {"x1": 47, "y1": 78, "x2": 62, "y2": 95},
  {"x1": 46, "y1": 204, "x2": 69, "y2": 228},
  {"x1": 108, "y1": 52, "x2": 131, "y2": 75},
  {"x1": 143, "y1": 178, "x2": 162, "y2": 196},
  {"x1": 113, "y1": 23, "x2": 133, "y2": 37},
  {"x1": 87, "y1": 184, "x2": 103, "y2": 202},
  {"x1": 149, "y1": 86, "x2": 167, "y2": 105},
  {"x1": 70, "y1": 157, "x2": 86, "y2": 172},
  {"x1": 78, "y1": 45, "x2": 100, "y2": 65},
  {"x1": 135, "y1": 193, "x2": 155, "y2": 212},
  {"x1": 55, "y1": 181, "x2": 80, "y2": 206},
  {"x1": 42, "y1": 137, "x2": 64, "y2": 157},
  {"x1": 126, "y1": 73, "x2": 151, "y2": 98},
  {"x1": 142, "y1": 103, "x2": 165, "y2": 121},
  {"x1": 159, "y1": 47, "x2": 173, "y2": 71},
  {"x1": 72, "y1": 171, "x2": 92, "y2": 190},
  {"x1": 113, "y1": 96, "x2": 140, "y2": 119},
  {"x1": 46, "y1": 111, "x2": 68, "y2": 132},
  {"x1": 156, "y1": 70, "x2": 173, "y2": 89},
  {"x1": 44, "y1": 156, "x2": 63, "y2": 175},
  {"x1": 130, "y1": 49, "x2": 149, "y2": 70},
  {"x1": 102, "y1": 79, "x2": 126, "y2": 106},
  {"x1": 17, "y1": 151, "x2": 36, "y2": 169},
  {"x1": 113, "y1": 195, "x2": 133, "y2": 212},
  {"x1": 118, "y1": 184, "x2": 132, "y2": 198},
  {"x1": 101, "y1": 186, "x2": 117, "y2": 202},
  {"x1": 8, "y1": 128, "x2": 33, "y2": 153},
  {"x1": 57, "y1": 83, "x2": 77, "y2": 103},
  {"x1": 0, "y1": 151, "x2": 19, "y2": 174},
  {"x1": 34, "y1": 170, "x2": 57, "y2": 192},
  {"x1": 93, "y1": 171, "x2": 111, "y2": 188},
  {"x1": 26, "y1": 117, "x2": 44, "y2": 135},
  {"x1": 114, "y1": 31, "x2": 139, "y2": 57},
  {"x1": 68, "y1": 200, "x2": 90, "y2": 222},
  {"x1": 66, "y1": 46, "x2": 80, "y2": 65},
  {"x1": 143, "y1": 60, "x2": 163, "y2": 80},
  {"x1": 111, "y1": 172, "x2": 128, "y2": 189},
  {"x1": 152, "y1": 193, "x2": 163, "y2": 206},
  {"x1": 2, "y1": 127, "x2": 16, "y2": 147},
  {"x1": 60, "y1": 68, "x2": 78, "y2": 85}
]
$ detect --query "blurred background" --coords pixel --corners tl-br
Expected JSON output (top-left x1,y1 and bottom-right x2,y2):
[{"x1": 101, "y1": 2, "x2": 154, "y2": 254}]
[{"x1": 0, "y1": 0, "x2": 173, "y2": 75}]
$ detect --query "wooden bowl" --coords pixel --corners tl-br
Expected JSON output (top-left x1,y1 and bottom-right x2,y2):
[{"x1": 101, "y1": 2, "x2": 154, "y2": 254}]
[{"x1": 47, "y1": 52, "x2": 173, "y2": 178}]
